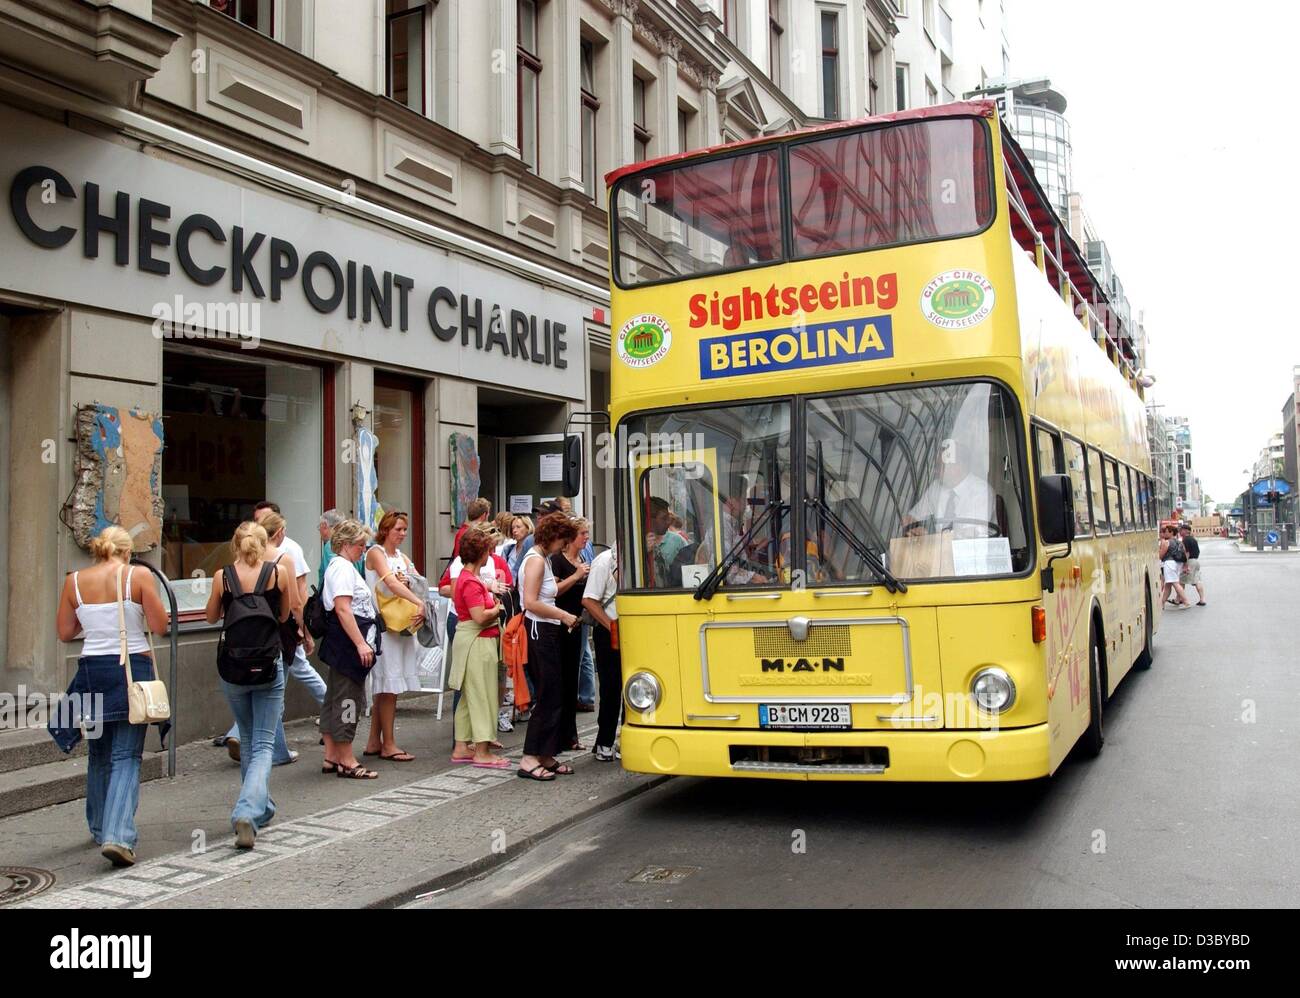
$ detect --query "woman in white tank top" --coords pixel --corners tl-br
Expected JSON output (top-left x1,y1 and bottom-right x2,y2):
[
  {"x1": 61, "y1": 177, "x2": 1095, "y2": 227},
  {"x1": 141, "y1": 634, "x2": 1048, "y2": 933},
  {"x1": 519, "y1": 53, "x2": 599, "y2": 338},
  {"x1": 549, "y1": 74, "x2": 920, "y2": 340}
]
[
  {"x1": 518, "y1": 513, "x2": 580, "y2": 782},
  {"x1": 54, "y1": 526, "x2": 168, "y2": 868}
]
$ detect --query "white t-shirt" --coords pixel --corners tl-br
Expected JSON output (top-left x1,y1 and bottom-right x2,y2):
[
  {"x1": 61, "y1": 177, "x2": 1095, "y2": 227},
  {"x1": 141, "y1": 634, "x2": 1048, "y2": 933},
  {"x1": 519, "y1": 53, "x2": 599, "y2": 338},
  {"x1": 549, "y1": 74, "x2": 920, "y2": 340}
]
[
  {"x1": 323, "y1": 556, "x2": 376, "y2": 618},
  {"x1": 907, "y1": 474, "x2": 997, "y2": 533},
  {"x1": 582, "y1": 548, "x2": 618, "y2": 620},
  {"x1": 279, "y1": 535, "x2": 310, "y2": 579}
]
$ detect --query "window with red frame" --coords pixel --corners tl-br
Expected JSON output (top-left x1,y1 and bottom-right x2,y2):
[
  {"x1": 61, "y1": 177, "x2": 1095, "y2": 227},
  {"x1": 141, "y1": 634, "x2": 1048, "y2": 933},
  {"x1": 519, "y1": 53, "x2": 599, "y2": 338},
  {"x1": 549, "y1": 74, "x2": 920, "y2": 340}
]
[
  {"x1": 787, "y1": 117, "x2": 994, "y2": 258},
  {"x1": 209, "y1": 0, "x2": 271, "y2": 35},
  {"x1": 614, "y1": 147, "x2": 783, "y2": 287}
]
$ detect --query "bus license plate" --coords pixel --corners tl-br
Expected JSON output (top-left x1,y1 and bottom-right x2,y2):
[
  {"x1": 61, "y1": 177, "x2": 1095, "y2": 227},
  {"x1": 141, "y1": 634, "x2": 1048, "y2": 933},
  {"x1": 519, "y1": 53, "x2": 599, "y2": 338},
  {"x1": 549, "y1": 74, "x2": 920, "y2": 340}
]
[{"x1": 759, "y1": 704, "x2": 851, "y2": 729}]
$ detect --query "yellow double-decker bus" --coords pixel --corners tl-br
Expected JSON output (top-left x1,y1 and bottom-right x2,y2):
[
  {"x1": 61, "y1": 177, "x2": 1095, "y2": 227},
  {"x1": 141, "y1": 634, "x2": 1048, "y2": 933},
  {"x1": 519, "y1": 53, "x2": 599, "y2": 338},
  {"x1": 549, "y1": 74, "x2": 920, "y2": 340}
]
[{"x1": 589, "y1": 101, "x2": 1158, "y2": 781}]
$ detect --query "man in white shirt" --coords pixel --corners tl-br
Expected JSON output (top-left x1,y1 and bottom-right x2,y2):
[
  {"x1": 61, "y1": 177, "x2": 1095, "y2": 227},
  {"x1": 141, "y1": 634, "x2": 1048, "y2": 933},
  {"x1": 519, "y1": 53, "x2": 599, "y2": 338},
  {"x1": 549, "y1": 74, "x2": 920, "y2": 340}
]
[
  {"x1": 694, "y1": 493, "x2": 769, "y2": 585},
  {"x1": 581, "y1": 545, "x2": 621, "y2": 761},
  {"x1": 903, "y1": 451, "x2": 1000, "y2": 538},
  {"x1": 215, "y1": 501, "x2": 328, "y2": 764}
]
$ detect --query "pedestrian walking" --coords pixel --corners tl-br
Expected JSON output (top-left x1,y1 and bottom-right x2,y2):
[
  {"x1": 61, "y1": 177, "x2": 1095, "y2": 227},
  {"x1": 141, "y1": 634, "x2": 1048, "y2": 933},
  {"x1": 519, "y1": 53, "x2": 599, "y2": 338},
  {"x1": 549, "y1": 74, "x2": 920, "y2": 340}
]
[
  {"x1": 318, "y1": 519, "x2": 382, "y2": 780},
  {"x1": 216, "y1": 504, "x2": 323, "y2": 765},
  {"x1": 205, "y1": 521, "x2": 294, "y2": 849},
  {"x1": 448, "y1": 529, "x2": 510, "y2": 768},
  {"x1": 1179, "y1": 524, "x2": 1206, "y2": 606},
  {"x1": 581, "y1": 543, "x2": 622, "y2": 762},
  {"x1": 551, "y1": 517, "x2": 591, "y2": 751},
  {"x1": 53, "y1": 526, "x2": 170, "y2": 867},
  {"x1": 1159, "y1": 525, "x2": 1193, "y2": 609},
  {"x1": 518, "y1": 513, "x2": 580, "y2": 782},
  {"x1": 363, "y1": 510, "x2": 425, "y2": 762}
]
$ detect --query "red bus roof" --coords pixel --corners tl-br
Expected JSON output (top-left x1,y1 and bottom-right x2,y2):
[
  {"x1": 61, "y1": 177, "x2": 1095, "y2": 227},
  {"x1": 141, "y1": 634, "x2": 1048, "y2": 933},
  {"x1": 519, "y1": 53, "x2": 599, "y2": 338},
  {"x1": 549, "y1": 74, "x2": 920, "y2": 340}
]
[{"x1": 603, "y1": 99, "x2": 998, "y2": 188}]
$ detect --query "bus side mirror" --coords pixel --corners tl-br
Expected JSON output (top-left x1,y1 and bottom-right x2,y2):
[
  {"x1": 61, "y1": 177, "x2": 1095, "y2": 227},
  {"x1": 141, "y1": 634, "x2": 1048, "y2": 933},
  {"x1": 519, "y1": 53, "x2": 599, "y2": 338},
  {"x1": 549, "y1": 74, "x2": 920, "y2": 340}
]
[
  {"x1": 1038, "y1": 474, "x2": 1075, "y2": 545},
  {"x1": 560, "y1": 434, "x2": 582, "y2": 498}
]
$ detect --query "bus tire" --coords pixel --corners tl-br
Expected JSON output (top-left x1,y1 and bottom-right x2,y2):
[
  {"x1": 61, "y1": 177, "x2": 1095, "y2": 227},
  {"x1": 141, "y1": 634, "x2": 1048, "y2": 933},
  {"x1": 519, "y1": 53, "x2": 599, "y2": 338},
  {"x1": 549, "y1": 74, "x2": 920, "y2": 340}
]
[
  {"x1": 1135, "y1": 585, "x2": 1153, "y2": 670},
  {"x1": 1080, "y1": 620, "x2": 1105, "y2": 758}
]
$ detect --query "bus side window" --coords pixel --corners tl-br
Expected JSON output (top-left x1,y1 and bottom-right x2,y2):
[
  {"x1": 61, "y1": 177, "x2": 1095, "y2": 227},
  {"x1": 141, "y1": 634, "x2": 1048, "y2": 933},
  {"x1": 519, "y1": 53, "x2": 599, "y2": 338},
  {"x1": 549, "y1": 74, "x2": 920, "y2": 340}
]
[
  {"x1": 1063, "y1": 438, "x2": 1091, "y2": 537},
  {"x1": 1086, "y1": 447, "x2": 1110, "y2": 534},
  {"x1": 1033, "y1": 425, "x2": 1064, "y2": 476},
  {"x1": 1124, "y1": 467, "x2": 1137, "y2": 532},
  {"x1": 1107, "y1": 458, "x2": 1126, "y2": 531}
]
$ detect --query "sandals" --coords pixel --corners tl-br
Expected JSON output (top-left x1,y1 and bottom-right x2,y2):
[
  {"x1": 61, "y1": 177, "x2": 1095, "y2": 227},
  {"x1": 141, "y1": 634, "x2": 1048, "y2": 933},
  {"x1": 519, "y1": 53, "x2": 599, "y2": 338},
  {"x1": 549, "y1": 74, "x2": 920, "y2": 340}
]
[
  {"x1": 473, "y1": 758, "x2": 512, "y2": 769},
  {"x1": 322, "y1": 761, "x2": 339, "y2": 774},
  {"x1": 380, "y1": 751, "x2": 415, "y2": 762},
  {"x1": 516, "y1": 763, "x2": 556, "y2": 782},
  {"x1": 543, "y1": 761, "x2": 575, "y2": 775},
  {"x1": 336, "y1": 763, "x2": 379, "y2": 779}
]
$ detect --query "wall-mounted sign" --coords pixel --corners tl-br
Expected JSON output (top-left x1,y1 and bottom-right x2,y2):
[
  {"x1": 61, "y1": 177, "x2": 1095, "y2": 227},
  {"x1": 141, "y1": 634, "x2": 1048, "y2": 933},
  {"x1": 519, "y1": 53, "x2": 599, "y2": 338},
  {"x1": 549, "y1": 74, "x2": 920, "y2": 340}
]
[{"x1": 0, "y1": 107, "x2": 592, "y2": 400}]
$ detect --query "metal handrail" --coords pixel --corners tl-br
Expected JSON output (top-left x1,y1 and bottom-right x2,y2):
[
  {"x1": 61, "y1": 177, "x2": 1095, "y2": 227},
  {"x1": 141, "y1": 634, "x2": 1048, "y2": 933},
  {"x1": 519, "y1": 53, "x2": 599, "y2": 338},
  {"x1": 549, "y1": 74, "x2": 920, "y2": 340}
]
[
  {"x1": 1005, "y1": 192, "x2": 1138, "y2": 385},
  {"x1": 131, "y1": 558, "x2": 179, "y2": 778}
]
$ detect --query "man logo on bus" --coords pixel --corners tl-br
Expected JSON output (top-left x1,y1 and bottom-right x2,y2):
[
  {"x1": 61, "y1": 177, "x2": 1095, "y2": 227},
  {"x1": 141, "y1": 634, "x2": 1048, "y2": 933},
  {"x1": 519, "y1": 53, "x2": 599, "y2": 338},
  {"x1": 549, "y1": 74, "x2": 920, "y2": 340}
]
[
  {"x1": 921, "y1": 270, "x2": 996, "y2": 329},
  {"x1": 617, "y1": 313, "x2": 672, "y2": 369}
]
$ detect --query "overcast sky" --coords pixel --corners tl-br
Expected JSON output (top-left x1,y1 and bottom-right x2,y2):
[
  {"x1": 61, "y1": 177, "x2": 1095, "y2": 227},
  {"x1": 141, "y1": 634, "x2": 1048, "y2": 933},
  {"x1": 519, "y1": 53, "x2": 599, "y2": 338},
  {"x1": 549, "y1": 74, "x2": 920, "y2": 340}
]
[{"x1": 1008, "y1": 0, "x2": 1292, "y2": 503}]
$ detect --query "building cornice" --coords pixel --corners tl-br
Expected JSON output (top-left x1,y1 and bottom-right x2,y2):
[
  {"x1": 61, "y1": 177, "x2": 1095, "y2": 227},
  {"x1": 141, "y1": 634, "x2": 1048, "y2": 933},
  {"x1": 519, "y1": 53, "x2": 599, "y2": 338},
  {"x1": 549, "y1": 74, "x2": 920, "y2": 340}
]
[
  {"x1": 0, "y1": 0, "x2": 179, "y2": 108},
  {"x1": 596, "y1": 0, "x2": 725, "y2": 90}
]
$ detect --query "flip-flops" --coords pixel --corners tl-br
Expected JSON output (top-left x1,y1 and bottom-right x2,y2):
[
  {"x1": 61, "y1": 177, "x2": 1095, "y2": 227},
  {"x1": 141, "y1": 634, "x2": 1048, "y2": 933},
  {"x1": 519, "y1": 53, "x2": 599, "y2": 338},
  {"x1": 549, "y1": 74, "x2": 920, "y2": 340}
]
[
  {"x1": 473, "y1": 758, "x2": 512, "y2": 769},
  {"x1": 450, "y1": 756, "x2": 476, "y2": 765},
  {"x1": 381, "y1": 752, "x2": 415, "y2": 762},
  {"x1": 516, "y1": 763, "x2": 556, "y2": 781}
]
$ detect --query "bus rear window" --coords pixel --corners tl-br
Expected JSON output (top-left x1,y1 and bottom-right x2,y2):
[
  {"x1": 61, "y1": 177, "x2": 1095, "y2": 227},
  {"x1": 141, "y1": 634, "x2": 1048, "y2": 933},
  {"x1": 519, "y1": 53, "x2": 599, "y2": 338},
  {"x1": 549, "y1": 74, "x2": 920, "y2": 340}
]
[
  {"x1": 613, "y1": 148, "x2": 782, "y2": 288},
  {"x1": 787, "y1": 117, "x2": 994, "y2": 258}
]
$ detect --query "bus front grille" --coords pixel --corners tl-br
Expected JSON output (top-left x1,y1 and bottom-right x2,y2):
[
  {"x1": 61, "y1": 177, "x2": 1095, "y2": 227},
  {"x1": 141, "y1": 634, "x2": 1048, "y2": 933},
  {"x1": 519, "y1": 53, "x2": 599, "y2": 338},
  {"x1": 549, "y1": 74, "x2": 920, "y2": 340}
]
[
  {"x1": 751, "y1": 625, "x2": 852, "y2": 659},
  {"x1": 728, "y1": 744, "x2": 889, "y2": 773}
]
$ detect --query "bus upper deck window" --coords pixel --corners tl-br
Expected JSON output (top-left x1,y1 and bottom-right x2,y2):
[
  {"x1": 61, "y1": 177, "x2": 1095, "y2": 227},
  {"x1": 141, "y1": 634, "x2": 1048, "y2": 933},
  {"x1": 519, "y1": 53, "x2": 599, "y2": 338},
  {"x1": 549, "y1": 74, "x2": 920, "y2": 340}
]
[{"x1": 787, "y1": 117, "x2": 994, "y2": 258}]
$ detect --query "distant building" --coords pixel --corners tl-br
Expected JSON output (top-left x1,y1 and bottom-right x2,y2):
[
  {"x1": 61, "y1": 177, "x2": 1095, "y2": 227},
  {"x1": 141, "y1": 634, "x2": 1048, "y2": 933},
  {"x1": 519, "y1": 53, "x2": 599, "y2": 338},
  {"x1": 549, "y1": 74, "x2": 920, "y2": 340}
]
[{"x1": 1282, "y1": 366, "x2": 1300, "y2": 485}]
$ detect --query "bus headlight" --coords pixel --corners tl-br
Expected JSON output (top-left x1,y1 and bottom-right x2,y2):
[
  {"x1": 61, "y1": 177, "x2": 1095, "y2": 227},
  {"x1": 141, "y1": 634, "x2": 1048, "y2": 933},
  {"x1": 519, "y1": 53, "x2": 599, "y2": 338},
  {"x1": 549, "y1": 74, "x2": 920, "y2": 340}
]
[
  {"x1": 970, "y1": 668, "x2": 1016, "y2": 714},
  {"x1": 624, "y1": 672, "x2": 661, "y2": 712}
]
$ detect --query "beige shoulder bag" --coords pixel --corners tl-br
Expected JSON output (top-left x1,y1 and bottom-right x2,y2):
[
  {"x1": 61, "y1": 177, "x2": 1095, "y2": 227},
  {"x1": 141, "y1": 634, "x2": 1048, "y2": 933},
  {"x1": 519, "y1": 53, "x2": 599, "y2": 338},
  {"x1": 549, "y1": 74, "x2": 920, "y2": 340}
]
[{"x1": 118, "y1": 565, "x2": 170, "y2": 724}]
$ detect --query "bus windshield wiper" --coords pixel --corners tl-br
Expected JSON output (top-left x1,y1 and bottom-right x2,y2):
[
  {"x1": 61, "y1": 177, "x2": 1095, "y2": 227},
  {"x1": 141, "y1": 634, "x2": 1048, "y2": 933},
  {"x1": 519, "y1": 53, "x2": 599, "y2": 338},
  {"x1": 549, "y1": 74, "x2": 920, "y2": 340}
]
[
  {"x1": 809, "y1": 442, "x2": 906, "y2": 594},
  {"x1": 693, "y1": 500, "x2": 786, "y2": 601}
]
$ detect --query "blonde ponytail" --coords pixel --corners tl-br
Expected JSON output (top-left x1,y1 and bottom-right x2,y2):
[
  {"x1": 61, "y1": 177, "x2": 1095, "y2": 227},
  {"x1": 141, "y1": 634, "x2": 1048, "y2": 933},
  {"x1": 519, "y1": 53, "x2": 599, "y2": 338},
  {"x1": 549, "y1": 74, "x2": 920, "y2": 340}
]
[
  {"x1": 231, "y1": 521, "x2": 269, "y2": 567},
  {"x1": 89, "y1": 526, "x2": 132, "y2": 563},
  {"x1": 259, "y1": 511, "x2": 286, "y2": 541}
]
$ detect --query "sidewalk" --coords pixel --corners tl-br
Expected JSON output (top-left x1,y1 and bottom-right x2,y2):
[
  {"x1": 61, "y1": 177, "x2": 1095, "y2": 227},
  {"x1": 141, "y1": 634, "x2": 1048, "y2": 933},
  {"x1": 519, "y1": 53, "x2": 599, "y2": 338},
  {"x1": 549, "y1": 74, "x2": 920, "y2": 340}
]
[{"x1": 2, "y1": 694, "x2": 664, "y2": 908}]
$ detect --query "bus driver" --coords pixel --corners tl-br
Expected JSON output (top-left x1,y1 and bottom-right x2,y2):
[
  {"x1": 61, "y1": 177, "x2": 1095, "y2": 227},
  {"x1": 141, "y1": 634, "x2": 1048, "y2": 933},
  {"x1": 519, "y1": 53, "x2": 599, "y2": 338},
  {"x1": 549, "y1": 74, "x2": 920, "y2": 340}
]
[{"x1": 902, "y1": 444, "x2": 1002, "y2": 538}]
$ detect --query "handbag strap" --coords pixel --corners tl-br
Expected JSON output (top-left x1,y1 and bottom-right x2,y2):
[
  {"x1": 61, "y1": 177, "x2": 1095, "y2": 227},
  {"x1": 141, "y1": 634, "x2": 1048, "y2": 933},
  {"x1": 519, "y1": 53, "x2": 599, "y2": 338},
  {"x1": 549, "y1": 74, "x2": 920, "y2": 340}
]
[{"x1": 118, "y1": 563, "x2": 158, "y2": 684}]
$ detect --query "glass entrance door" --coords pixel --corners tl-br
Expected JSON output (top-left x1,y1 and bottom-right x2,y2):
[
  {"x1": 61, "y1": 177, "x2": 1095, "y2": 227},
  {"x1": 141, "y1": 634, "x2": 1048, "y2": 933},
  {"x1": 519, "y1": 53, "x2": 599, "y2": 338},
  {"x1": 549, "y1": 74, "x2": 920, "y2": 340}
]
[{"x1": 374, "y1": 374, "x2": 425, "y2": 571}]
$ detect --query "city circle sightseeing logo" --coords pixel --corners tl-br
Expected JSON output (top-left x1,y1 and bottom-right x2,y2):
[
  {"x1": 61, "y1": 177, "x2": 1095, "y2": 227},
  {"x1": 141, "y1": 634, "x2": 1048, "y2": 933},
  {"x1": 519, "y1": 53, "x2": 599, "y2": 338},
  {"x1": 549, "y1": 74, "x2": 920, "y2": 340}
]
[
  {"x1": 617, "y1": 313, "x2": 672, "y2": 368},
  {"x1": 920, "y1": 270, "x2": 995, "y2": 329}
]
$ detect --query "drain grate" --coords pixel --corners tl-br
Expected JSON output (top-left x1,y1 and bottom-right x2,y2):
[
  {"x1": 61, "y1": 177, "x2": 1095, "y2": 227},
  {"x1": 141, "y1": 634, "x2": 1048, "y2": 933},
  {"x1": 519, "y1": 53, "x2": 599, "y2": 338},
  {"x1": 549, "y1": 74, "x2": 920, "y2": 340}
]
[
  {"x1": 0, "y1": 867, "x2": 55, "y2": 906},
  {"x1": 626, "y1": 866, "x2": 698, "y2": 885}
]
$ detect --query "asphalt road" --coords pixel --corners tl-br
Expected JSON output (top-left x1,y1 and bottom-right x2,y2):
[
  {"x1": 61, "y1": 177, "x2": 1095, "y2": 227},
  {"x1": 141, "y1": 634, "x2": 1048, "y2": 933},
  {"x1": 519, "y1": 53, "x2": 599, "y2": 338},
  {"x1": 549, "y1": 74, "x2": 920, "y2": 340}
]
[{"x1": 414, "y1": 539, "x2": 1299, "y2": 908}]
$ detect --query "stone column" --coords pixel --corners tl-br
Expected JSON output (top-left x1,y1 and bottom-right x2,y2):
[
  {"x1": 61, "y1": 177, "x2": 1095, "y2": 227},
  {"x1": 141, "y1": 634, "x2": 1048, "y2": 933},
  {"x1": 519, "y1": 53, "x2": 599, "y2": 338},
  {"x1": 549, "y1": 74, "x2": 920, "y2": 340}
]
[{"x1": 487, "y1": 0, "x2": 519, "y2": 158}]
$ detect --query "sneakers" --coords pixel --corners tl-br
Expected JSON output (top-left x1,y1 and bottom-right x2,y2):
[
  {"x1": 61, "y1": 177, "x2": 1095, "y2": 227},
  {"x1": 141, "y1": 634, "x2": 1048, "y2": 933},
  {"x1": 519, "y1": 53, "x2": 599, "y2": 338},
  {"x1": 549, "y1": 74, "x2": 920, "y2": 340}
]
[
  {"x1": 226, "y1": 737, "x2": 241, "y2": 763},
  {"x1": 594, "y1": 745, "x2": 617, "y2": 762},
  {"x1": 497, "y1": 716, "x2": 515, "y2": 733},
  {"x1": 234, "y1": 818, "x2": 256, "y2": 850},
  {"x1": 101, "y1": 843, "x2": 135, "y2": 867},
  {"x1": 273, "y1": 750, "x2": 300, "y2": 766}
]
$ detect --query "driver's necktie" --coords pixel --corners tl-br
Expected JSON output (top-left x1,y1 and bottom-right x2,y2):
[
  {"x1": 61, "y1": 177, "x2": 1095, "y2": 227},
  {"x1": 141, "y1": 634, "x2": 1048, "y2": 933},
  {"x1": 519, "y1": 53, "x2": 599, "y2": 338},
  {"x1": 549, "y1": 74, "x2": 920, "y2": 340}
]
[{"x1": 942, "y1": 490, "x2": 958, "y2": 530}]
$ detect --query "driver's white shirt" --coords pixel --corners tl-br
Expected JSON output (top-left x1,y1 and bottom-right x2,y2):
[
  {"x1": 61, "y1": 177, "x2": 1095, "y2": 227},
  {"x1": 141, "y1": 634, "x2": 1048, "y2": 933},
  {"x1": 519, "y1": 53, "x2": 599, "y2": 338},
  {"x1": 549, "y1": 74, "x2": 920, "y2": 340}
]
[{"x1": 908, "y1": 474, "x2": 996, "y2": 532}]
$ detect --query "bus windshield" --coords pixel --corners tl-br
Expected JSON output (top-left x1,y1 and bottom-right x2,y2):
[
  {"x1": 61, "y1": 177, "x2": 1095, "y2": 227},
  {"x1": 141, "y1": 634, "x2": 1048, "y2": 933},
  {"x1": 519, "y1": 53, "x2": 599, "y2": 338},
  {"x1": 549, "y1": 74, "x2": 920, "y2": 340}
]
[
  {"x1": 621, "y1": 381, "x2": 1031, "y2": 590},
  {"x1": 612, "y1": 116, "x2": 994, "y2": 288}
]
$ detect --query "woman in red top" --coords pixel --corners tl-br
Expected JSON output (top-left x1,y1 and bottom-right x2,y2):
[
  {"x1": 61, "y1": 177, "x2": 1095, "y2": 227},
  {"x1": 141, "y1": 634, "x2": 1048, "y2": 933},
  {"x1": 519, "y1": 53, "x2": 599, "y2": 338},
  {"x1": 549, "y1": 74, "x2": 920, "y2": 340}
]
[{"x1": 447, "y1": 529, "x2": 509, "y2": 767}]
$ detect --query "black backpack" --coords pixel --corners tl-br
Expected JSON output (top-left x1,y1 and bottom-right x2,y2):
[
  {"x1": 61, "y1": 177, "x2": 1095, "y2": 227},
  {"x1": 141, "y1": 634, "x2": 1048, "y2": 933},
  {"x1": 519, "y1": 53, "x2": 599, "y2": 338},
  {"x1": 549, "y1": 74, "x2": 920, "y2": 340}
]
[
  {"x1": 1166, "y1": 535, "x2": 1186, "y2": 563},
  {"x1": 303, "y1": 585, "x2": 328, "y2": 639},
  {"x1": 217, "y1": 563, "x2": 282, "y2": 685}
]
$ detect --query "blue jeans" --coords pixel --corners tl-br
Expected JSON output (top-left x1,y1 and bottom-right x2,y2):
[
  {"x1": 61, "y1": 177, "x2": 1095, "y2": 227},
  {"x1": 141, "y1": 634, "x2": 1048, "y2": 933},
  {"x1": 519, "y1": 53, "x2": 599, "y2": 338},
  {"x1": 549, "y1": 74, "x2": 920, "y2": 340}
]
[
  {"x1": 221, "y1": 665, "x2": 286, "y2": 831},
  {"x1": 578, "y1": 623, "x2": 596, "y2": 705},
  {"x1": 224, "y1": 644, "x2": 325, "y2": 764},
  {"x1": 86, "y1": 720, "x2": 147, "y2": 849}
]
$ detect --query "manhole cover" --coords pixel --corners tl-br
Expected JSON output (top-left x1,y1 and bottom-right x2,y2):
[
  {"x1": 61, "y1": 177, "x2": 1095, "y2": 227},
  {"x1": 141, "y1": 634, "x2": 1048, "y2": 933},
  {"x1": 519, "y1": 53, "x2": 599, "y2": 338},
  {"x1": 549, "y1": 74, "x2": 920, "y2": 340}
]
[
  {"x1": 0, "y1": 867, "x2": 55, "y2": 906},
  {"x1": 627, "y1": 866, "x2": 698, "y2": 885}
]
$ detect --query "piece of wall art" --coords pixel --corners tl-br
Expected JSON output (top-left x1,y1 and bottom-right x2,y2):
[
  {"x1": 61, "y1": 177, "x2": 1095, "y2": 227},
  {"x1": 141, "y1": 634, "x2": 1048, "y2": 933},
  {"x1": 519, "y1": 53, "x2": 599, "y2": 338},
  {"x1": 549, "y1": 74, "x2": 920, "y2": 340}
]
[
  {"x1": 67, "y1": 404, "x2": 164, "y2": 552},
  {"x1": 450, "y1": 432, "x2": 480, "y2": 527},
  {"x1": 355, "y1": 426, "x2": 380, "y2": 531}
]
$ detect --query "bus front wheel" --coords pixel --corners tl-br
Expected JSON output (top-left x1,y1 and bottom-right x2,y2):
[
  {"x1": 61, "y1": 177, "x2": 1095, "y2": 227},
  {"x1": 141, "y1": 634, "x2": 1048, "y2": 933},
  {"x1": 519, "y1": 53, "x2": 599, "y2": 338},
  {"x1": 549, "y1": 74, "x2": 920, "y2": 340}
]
[{"x1": 1081, "y1": 625, "x2": 1105, "y2": 758}]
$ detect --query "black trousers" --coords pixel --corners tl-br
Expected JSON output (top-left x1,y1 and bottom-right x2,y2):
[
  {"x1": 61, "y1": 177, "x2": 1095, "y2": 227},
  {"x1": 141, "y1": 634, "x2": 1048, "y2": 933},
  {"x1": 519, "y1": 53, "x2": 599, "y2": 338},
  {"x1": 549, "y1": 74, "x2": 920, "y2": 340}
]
[
  {"x1": 522, "y1": 621, "x2": 565, "y2": 759},
  {"x1": 592, "y1": 624, "x2": 623, "y2": 749},
  {"x1": 558, "y1": 622, "x2": 582, "y2": 747}
]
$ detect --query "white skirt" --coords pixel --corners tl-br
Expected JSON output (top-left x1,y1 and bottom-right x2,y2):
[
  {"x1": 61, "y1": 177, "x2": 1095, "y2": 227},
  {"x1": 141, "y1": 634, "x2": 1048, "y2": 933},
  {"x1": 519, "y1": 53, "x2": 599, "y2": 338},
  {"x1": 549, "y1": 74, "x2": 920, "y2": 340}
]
[
  {"x1": 1161, "y1": 559, "x2": 1181, "y2": 584},
  {"x1": 366, "y1": 630, "x2": 425, "y2": 698}
]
